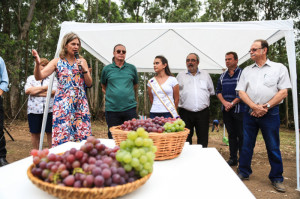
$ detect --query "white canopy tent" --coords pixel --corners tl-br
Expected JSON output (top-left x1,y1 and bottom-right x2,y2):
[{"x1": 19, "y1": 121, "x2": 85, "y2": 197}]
[{"x1": 40, "y1": 20, "x2": 299, "y2": 190}]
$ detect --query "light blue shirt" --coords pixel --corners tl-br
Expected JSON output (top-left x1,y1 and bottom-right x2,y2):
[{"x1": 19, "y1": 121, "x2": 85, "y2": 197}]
[{"x1": 0, "y1": 56, "x2": 9, "y2": 92}]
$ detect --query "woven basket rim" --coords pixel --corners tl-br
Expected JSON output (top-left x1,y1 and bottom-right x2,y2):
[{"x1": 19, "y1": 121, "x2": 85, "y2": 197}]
[
  {"x1": 110, "y1": 126, "x2": 189, "y2": 135},
  {"x1": 27, "y1": 164, "x2": 152, "y2": 197}
]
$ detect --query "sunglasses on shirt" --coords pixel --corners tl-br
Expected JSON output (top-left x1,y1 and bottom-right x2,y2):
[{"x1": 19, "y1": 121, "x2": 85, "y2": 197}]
[{"x1": 116, "y1": 50, "x2": 126, "y2": 54}]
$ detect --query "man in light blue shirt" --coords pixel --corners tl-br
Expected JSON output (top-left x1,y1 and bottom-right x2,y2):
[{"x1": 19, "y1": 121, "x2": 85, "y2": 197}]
[{"x1": 0, "y1": 56, "x2": 9, "y2": 167}]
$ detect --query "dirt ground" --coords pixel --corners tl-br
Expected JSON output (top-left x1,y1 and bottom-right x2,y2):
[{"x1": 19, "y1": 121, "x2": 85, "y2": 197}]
[{"x1": 3, "y1": 120, "x2": 300, "y2": 199}]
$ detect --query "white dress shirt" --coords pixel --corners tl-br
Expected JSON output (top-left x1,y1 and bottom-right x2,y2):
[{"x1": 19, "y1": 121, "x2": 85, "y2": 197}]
[
  {"x1": 236, "y1": 59, "x2": 291, "y2": 105},
  {"x1": 176, "y1": 69, "x2": 215, "y2": 112}
]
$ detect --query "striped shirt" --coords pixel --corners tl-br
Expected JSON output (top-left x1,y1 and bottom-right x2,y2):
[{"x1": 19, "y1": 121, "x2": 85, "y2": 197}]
[{"x1": 216, "y1": 67, "x2": 245, "y2": 113}]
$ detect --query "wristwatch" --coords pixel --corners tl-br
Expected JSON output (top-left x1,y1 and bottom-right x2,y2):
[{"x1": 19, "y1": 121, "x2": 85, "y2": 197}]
[{"x1": 266, "y1": 103, "x2": 271, "y2": 109}]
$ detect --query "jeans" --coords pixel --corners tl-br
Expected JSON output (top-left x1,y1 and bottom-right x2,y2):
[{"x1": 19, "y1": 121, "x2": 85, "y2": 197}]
[
  {"x1": 239, "y1": 105, "x2": 283, "y2": 182},
  {"x1": 105, "y1": 107, "x2": 137, "y2": 139},
  {"x1": 179, "y1": 107, "x2": 209, "y2": 147},
  {"x1": 223, "y1": 110, "x2": 244, "y2": 161},
  {"x1": 0, "y1": 97, "x2": 6, "y2": 158},
  {"x1": 149, "y1": 112, "x2": 173, "y2": 119}
]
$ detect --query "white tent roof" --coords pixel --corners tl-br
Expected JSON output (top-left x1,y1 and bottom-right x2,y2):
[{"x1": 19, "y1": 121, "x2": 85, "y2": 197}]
[
  {"x1": 52, "y1": 20, "x2": 299, "y2": 190},
  {"x1": 56, "y1": 20, "x2": 291, "y2": 74}
]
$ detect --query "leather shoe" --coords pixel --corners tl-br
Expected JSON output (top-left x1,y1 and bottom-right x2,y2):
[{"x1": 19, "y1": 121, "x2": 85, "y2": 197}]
[
  {"x1": 227, "y1": 159, "x2": 237, "y2": 166},
  {"x1": 272, "y1": 181, "x2": 286, "y2": 193},
  {"x1": 237, "y1": 173, "x2": 249, "y2": 181},
  {"x1": 0, "y1": 157, "x2": 9, "y2": 167}
]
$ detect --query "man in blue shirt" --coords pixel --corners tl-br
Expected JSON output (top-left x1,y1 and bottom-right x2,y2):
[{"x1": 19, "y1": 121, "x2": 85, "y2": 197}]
[
  {"x1": 0, "y1": 56, "x2": 9, "y2": 167},
  {"x1": 216, "y1": 52, "x2": 244, "y2": 166}
]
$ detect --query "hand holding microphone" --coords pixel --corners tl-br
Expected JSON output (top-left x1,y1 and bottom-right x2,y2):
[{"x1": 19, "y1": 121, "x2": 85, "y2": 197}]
[{"x1": 74, "y1": 51, "x2": 82, "y2": 71}]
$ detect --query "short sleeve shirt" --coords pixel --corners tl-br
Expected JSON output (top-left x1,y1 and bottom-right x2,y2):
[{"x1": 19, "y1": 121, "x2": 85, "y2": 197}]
[
  {"x1": 236, "y1": 59, "x2": 291, "y2": 104},
  {"x1": 176, "y1": 69, "x2": 215, "y2": 112},
  {"x1": 147, "y1": 76, "x2": 178, "y2": 113},
  {"x1": 101, "y1": 61, "x2": 138, "y2": 112},
  {"x1": 25, "y1": 75, "x2": 58, "y2": 114}
]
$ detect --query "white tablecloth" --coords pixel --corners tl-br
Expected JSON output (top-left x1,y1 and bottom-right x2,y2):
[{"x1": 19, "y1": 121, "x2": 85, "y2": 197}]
[{"x1": 0, "y1": 139, "x2": 255, "y2": 199}]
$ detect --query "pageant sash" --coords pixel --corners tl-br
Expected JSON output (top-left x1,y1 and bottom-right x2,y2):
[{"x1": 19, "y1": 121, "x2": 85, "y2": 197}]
[{"x1": 148, "y1": 77, "x2": 179, "y2": 118}]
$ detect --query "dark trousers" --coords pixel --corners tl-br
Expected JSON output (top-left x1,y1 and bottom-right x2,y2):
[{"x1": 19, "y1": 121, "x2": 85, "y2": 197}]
[
  {"x1": 0, "y1": 97, "x2": 6, "y2": 158},
  {"x1": 179, "y1": 107, "x2": 209, "y2": 147},
  {"x1": 239, "y1": 106, "x2": 283, "y2": 182},
  {"x1": 223, "y1": 109, "x2": 244, "y2": 161},
  {"x1": 105, "y1": 107, "x2": 137, "y2": 139}
]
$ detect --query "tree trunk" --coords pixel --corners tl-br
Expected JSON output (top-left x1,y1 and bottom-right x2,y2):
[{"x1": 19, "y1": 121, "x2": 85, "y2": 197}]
[
  {"x1": 107, "y1": 0, "x2": 112, "y2": 23},
  {"x1": 9, "y1": 0, "x2": 37, "y2": 117}
]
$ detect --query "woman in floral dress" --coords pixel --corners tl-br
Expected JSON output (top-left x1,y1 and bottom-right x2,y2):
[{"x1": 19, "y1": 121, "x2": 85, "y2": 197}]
[{"x1": 32, "y1": 32, "x2": 92, "y2": 146}]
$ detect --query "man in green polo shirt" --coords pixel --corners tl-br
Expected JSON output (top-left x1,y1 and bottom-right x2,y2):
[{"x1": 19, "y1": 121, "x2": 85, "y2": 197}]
[{"x1": 101, "y1": 44, "x2": 138, "y2": 139}]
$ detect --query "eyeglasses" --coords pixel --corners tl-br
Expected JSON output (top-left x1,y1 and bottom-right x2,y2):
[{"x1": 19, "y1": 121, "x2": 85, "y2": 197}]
[
  {"x1": 249, "y1": 48, "x2": 263, "y2": 53},
  {"x1": 116, "y1": 50, "x2": 126, "y2": 54},
  {"x1": 186, "y1": 59, "x2": 197, "y2": 63}
]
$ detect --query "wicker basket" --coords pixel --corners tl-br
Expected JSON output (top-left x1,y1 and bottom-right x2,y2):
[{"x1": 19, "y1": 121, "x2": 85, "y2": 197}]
[
  {"x1": 110, "y1": 126, "x2": 189, "y2": 161},
  {"x1": 27, "y1": 164, "x2": 151, "y2": 199}
]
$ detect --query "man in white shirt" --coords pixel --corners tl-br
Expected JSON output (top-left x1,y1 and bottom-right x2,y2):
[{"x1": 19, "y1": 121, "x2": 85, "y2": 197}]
[
  {"x1": 176, "y1": 53, "x2": 215, "y2": 147},
  {"x1": 236, "y1": 39, "x2": 291, "y2": 193}
]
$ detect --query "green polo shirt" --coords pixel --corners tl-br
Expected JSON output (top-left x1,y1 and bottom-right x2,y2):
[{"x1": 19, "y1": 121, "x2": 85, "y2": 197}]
[{"x1": 101, "y1": 61, "x2": 138, "y2": 112}]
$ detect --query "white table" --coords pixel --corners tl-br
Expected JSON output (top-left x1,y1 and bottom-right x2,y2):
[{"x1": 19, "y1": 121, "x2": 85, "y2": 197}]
[{"x1": 0, "y1": 140, "x2": 255, "y2": 199}]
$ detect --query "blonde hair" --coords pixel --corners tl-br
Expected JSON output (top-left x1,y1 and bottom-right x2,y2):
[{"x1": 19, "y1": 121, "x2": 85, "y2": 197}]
[
  {"x1": 59, "y1": 32, "x2": 81, "y2": 59},
  {"x1": 40, "y1": 58, "x2": 49, "y2": 66}
]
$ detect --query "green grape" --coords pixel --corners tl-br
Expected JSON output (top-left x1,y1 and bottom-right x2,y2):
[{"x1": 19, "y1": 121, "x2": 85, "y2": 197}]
[
  {"x1": 131, "y1": 157, "x2": 140, "y2": 167},
  {"x1": 136, "y1": 127, "x2": 145, "y2": 137},
  {"x1": 177, "y1": 119, "x2": 183, "y2": 125},
  {"x1": 134, "y1": 164, "x2": 143, "y2": 171},
  {"x1": 126, "y1": 139, "x2": 134, "y2": 148},
  {"x1": 120, "y1": 141, "x2": 127, "y2": 149},
  {"x1": 124, "y1": 164, "x2": 132, "y2": 172},
  {"x1": 175, "y1": 124, "x2": 180, "y2": 131},
  {"x1": 146, "y1": 151, "x2": 155, "y2": 160},
  {"x1": 127, "y1": 131, "x2": 138, "y2": 140},
  {"x1": 140, "y1": 169, "x2": 149, "y2": 177},
  {"x1": 147, "y1": 165, "x2": 153, "y2": 173},
  {"x1": 143, "y1": 138, "x2": 152, "y2": 147},
  {"x1": 178, "y1": 126, "x2": 184, "y2": 131},
  {"x1": 135, "y1": 137, "x2": 144, "y2": 146},
  {"x1": 173, "y1": 120, "x2": 179, "y2": 125},
  {"x1": 141, "y1": 131, "x2": 149, "y2": 139},
  {"x1": 131, "y1": 148, "x2": 141, "y2": 158},
  {"x1": 142, "y1": 146, "x2": 150, "y2": 152},
  {"x1": 116, "y1": 151, "x2": 124, "y2": 162},
  {"x1": 171, "y1": 127, "x2": 176, "y2": 132},
  {"x1": 151, "y1": 146, "x2": 157, "y2": 153},
  {"x1": 143, "y1": 162, "x2": 151, "y2": 170},
  {"x1": 139, "y1": 148, "x2": 146, "y2": 155},
  {"x1": 139, "y1": 155, "x2": 147, "y2": 164},
  {"x1": 123, "y1": 153, "x2": 132, "y2": 163}
]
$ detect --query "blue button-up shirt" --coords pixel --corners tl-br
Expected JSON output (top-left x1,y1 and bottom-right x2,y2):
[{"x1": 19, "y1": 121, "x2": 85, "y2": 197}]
[
  {"x1": 0, "y1": 56, "x2": 9, "y2": 93},
  {"x1": 216, "y1": 67, "x2": 244, "y2": 113}
]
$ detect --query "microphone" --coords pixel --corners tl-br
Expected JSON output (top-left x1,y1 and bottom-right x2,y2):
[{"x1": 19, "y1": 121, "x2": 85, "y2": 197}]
[{"x1": 74, "y1": 51, "x2": 82, "y2": 71}]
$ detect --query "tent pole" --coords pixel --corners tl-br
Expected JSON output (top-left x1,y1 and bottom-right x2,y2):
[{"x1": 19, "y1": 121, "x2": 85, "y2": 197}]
[
  {"x1": 39, "y1": 73, "x2": 55, "y2": 150},
  {"x1": 284, "y1": 30, "x2": 300, "y2": 191}
]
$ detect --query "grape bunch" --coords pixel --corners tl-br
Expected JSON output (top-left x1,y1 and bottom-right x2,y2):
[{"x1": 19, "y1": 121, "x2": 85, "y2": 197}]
[
  {"x1": 120, "y1": 117, "x2": 177, "y2": 133},
  {"x1": 30, "y1": 136, "x2": 142, "y2": 188},
  {"x1": 116, "y1": 127, "x2": 156, "y2": 177},
  {"x1": 163, "y1": 119, "x2": 186, "y2": 133}
]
